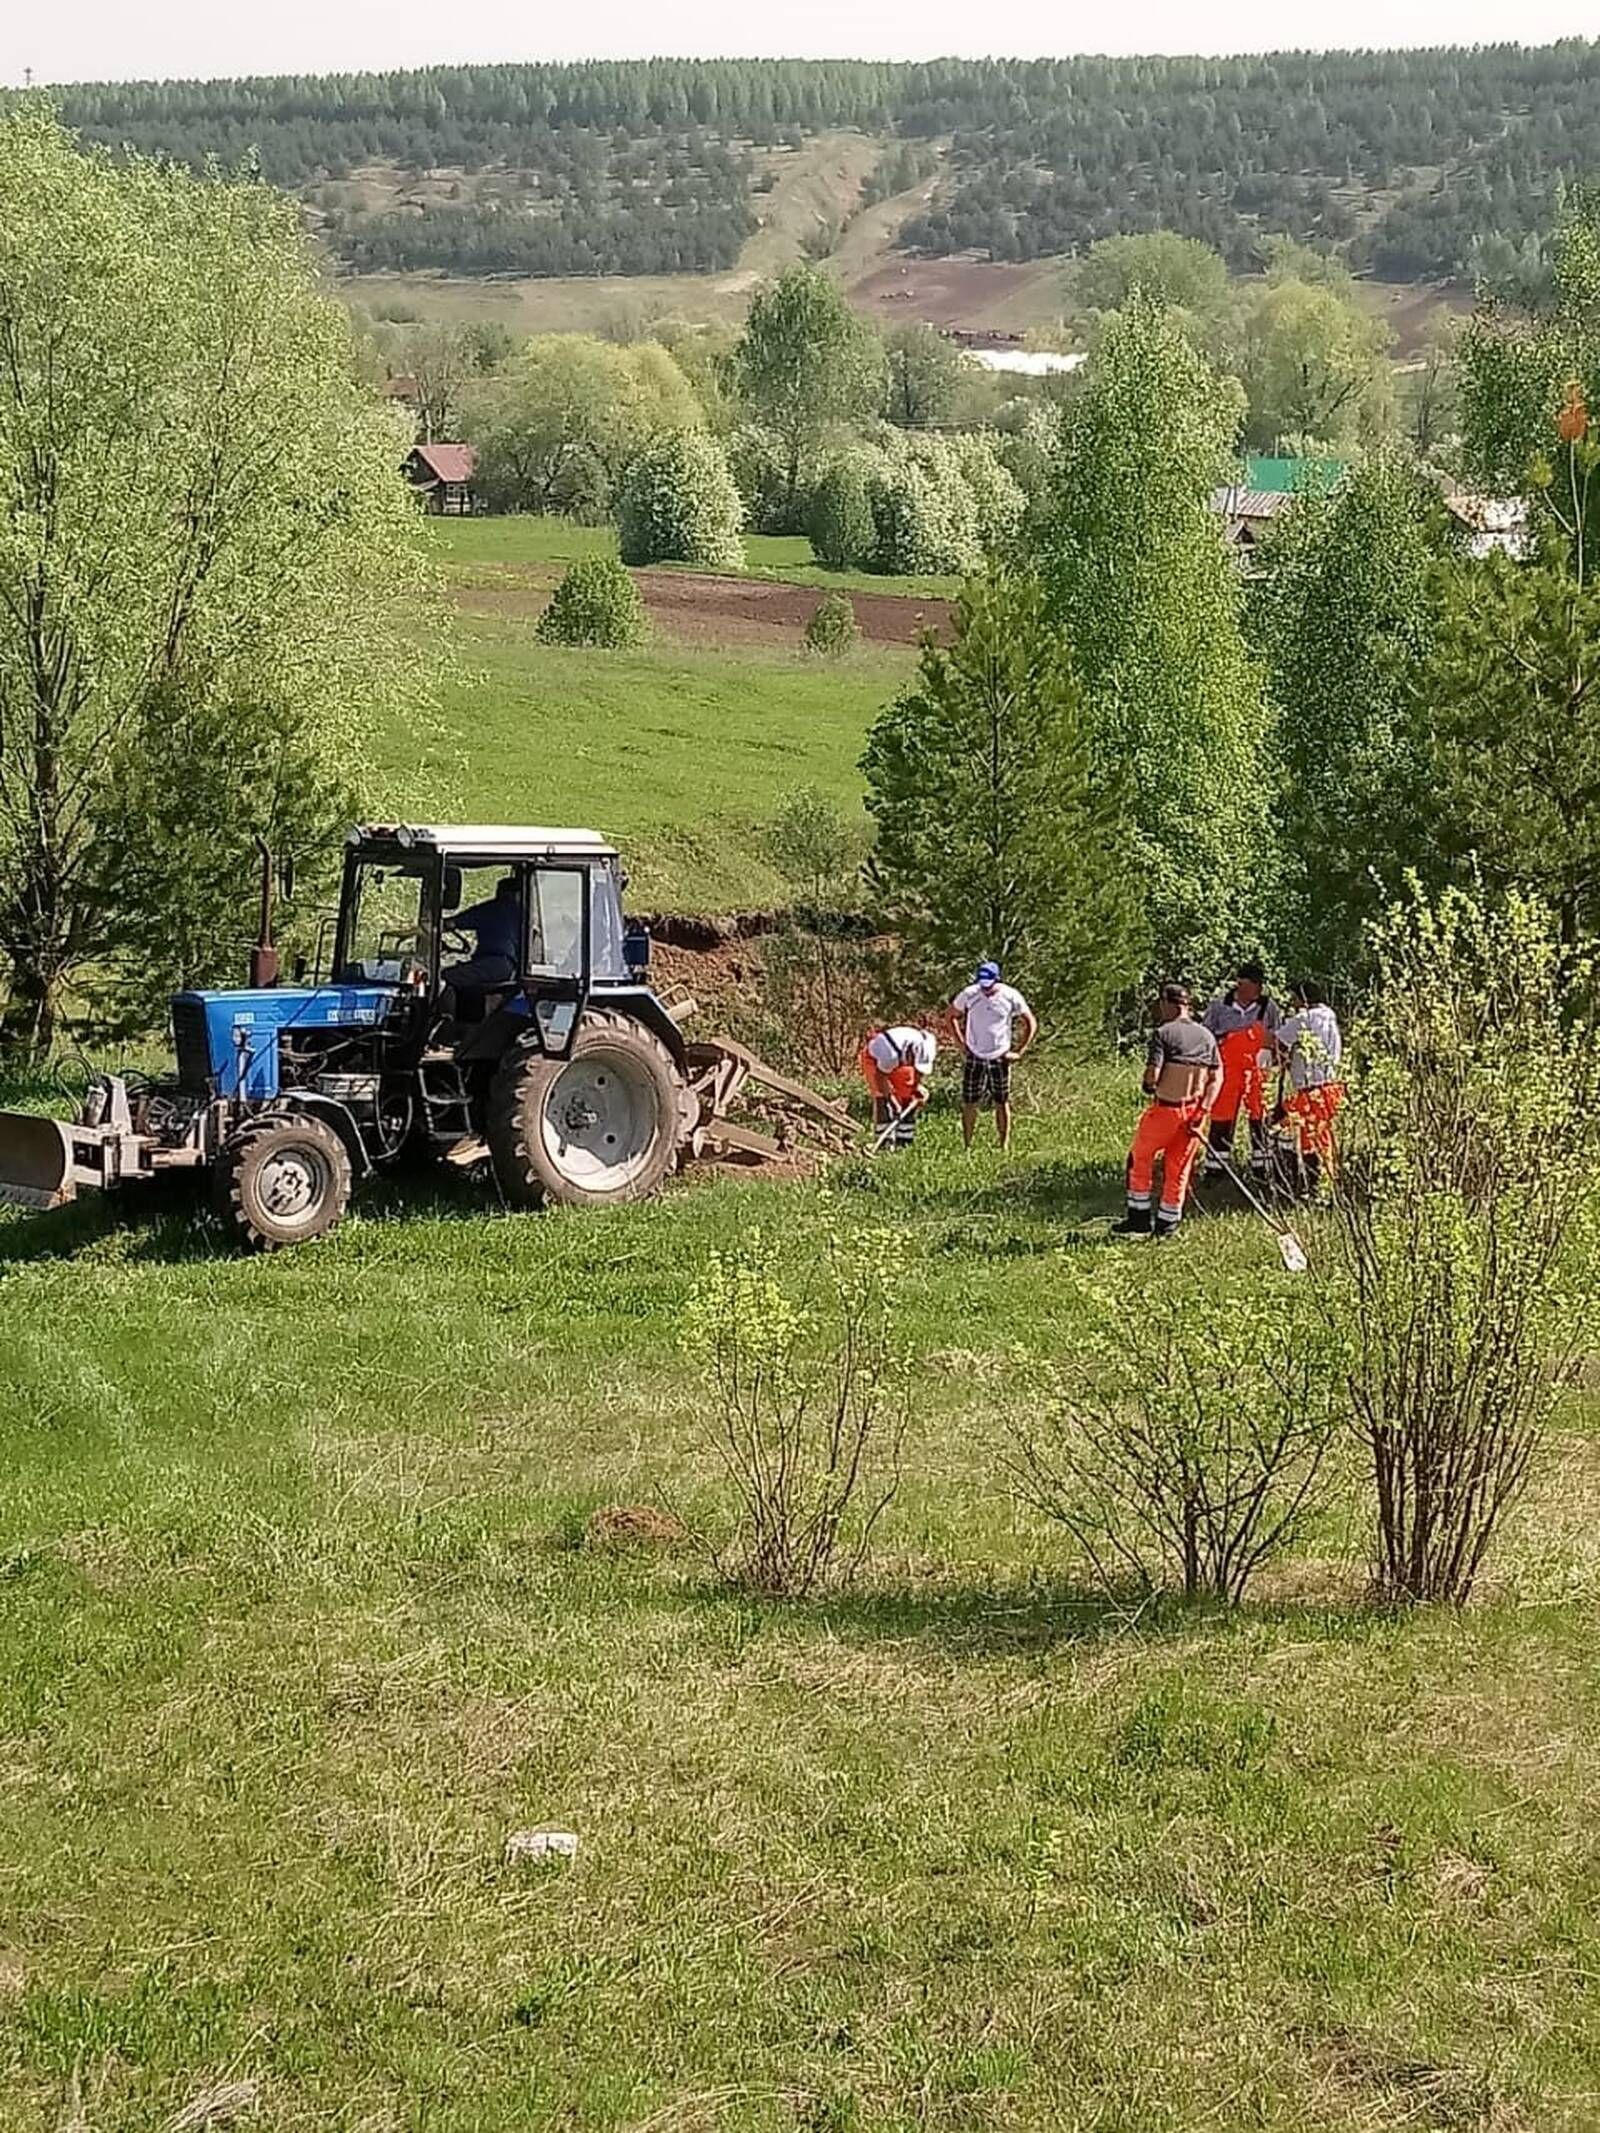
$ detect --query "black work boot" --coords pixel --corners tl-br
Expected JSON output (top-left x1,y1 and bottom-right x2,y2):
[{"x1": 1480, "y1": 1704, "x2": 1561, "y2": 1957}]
[
  {"x1": 1152, "y1": 1210, "x2": 1182, "y2": 1243},
  {"x1": 1110, "y1": 1204, "x2": 1153, "y2": 1238}
]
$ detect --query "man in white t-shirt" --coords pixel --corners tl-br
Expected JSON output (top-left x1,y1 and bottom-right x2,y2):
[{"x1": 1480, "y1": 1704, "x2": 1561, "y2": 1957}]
[
  {"x1": 859, "y1": 1021, "x2": 939, "y2": 1147},
  {"x1": 951, "y1": 960, "x2": 1038, "y2": 1150},
  {"x1": 1273, "y1": 979, "x2": 1345, "y2": 1188}
]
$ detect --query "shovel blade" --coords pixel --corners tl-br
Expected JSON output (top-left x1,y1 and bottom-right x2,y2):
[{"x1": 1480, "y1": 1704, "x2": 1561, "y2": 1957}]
[
  {"x1": 1277, "y1": 1233, "x2": 1309, "y2": 1275},
  {"x1": 0, "y1": 1112, "x2": 77, "y2": 1210}
]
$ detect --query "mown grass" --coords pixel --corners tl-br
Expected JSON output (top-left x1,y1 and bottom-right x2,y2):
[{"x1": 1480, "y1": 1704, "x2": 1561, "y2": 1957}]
[
  {"x1": 427, "y1": 516, "x2": 961, "y2": 602},
  {"x1": 379, "y1": 613, "x2": 906, "y2": 908},
  {"x1": 2, "y1": 1065, "x2": 1599, "y2": 2130}
]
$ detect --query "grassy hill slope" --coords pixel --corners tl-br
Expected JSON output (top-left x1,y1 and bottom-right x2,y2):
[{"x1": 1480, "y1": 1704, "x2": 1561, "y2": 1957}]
[{"x1": 3, "y1": 1070, "x2": 1598, "y2": 2129}]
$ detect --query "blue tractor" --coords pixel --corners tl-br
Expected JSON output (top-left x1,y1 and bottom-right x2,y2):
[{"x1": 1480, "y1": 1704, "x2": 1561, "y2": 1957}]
[{"x1": 0, "y1": 825, "x2": 709, "y2": 1249}]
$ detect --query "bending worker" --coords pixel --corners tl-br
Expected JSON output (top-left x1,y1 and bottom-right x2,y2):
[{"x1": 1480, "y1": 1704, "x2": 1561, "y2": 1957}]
[
  {"x1": 1203, "y1": 958, "x2": 1280, "y2": 1177},
  {"x1": 952, "y1": 961, "x2": 1037, "y2": 1151},
  {"x1": 859, "y1": 1019, "x2": 938, "y2": 1148},
  {"x1": 1115, "y1": 982, "x2": 1223, "y2": 1240}
]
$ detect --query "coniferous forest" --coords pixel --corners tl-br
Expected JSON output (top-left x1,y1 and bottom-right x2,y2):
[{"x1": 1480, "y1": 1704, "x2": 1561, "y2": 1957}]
[{"x1": 42, "y1": 46, "x2": 1600, "y2": 282}]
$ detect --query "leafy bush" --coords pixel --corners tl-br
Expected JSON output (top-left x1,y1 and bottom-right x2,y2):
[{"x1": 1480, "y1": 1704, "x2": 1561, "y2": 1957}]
[
  {"x1": 867, "y1": 442, "x2": 985, "y2": 577},
  {"x1": 725, "y1": 422, "x2": 796, "y2": 534},
  {"x1": 683, "y1": 1223, "x2": 907, "y2": 1598},
  {"x1": 1329, "y1": 882, "x2": 1600, "y2": 1603},
  {"x1": 803, "y1": 590, "x2": 860, "y2": 658},
  {"x1": 535, "y1": 556, "x2": 648, "y2": 648},
  {"x1": 807, "y1": 456, "x2": 877, "y2": 569},
  {"x1": 617, "y1": 428, "x2": 745, "y2": 570},
  {"x1": 948, "y1": 431, "x2": 1027, "y2": 555},
  {"x1": 1011, "y1": 1260, "x2": 1342, "y2": 1602}
]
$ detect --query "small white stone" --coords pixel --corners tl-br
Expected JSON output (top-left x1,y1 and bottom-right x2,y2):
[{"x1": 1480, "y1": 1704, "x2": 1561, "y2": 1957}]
[{"x1": 504, "y1": 1827, "x2": 579, "y2": 1864}]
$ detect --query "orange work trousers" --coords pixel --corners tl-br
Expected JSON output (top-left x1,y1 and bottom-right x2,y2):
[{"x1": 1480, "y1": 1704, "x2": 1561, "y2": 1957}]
[
  {"x1": 858, "y1": 1042, "x2": 918, "y2": 1109},
  {"x1": 1212, "y1": 1023, "x2": 1266, "y2": 1126},
  {"x1": 1283, "y1": 1082, "x2": 1344, "y2": 1169},
  {"x1": 1128, "y1": 1099, "x2": 1211, "y2": 1220}
]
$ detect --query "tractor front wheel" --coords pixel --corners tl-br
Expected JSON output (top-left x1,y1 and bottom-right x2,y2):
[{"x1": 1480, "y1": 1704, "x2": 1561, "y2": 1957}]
[
  {"x1": 213, "y1": 1113, "x2": 353, "y2": 1251},
  {"x1": 488, "y1": 1009, "x2": 684, "y2": 1209}
]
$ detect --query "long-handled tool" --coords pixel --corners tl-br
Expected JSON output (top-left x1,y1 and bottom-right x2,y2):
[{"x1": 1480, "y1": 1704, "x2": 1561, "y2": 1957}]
[
  {"x1": 1200, "y1": 1137, "x2": 1309, "y2": 1274},
  {"x1": 871, "y1": 1096, "x2": 910, "y2": 1152}
]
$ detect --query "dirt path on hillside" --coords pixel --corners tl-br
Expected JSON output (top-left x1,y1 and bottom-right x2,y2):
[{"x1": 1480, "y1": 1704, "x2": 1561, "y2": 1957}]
[{"x1": 456, "y1": 567, "x2": 953, "y2": 650}]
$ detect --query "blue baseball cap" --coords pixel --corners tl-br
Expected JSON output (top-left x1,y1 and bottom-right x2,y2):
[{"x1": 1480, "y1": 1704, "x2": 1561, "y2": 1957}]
[{"x1": 976, "y1": 960, "x2": 1001, "y2": 986}]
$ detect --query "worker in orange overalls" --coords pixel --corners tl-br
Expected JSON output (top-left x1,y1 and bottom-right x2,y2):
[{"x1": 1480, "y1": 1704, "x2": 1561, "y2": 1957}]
[
  {"x1": 1273, "y1": 980, "x2": 1345, "y2": 1190},
  {"x1": 859, "y1": 1019, "x2": 938, "y2": 1148},
  {"x1": 1112, "y1": 983, "x2": 1225, "y2": 1240},
  {"x1": 1202, "y1": 959, "x2": 1280, "y2": 1178}
]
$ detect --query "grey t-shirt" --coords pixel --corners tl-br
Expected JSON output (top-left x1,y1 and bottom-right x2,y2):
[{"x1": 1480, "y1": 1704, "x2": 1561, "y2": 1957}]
[{"x1": 1146, "y1": 1016, "x2": 1221, "y2": 1084}]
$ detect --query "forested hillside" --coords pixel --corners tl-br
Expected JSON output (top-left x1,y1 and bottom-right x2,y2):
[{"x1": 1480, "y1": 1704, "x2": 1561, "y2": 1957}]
[{"x1": 46, "y1": 45, "x2": 1600, "y2": 283}]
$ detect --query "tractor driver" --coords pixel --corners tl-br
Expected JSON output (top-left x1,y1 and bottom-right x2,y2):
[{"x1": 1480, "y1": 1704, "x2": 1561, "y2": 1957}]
[{"x1": 440, "y1": 875, "x2": 523, "y2": 1007}]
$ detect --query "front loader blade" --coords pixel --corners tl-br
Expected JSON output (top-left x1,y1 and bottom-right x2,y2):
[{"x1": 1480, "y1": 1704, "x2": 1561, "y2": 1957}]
[{"x1": 0, "y1": 1113, "x2": 77, "y2": 1210}]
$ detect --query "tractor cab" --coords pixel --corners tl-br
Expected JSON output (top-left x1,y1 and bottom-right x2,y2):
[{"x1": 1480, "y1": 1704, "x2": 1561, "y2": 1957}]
[{"x1": 333, "y1": 824, "x2": 631, "y2": 1046}]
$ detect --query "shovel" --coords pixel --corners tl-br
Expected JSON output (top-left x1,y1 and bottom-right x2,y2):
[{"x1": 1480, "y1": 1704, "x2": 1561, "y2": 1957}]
[
  {"x1": 1201, "y1": 1139, "x2": 1309, "y2": 1274},
  {"x1": 871, "y1": 1098, "x2": 908, "y2": 1152}
]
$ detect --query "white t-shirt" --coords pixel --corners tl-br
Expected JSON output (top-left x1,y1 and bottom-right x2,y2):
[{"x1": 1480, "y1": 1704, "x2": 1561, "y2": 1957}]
[
  {"x1": 1278, "y1": 1005, "x2": 1342, "y2": 1089},
  {"x1": 867, "y1": 1026, "x2": 937, "y2": 1075},
  {"x1": 953, "y1": 982, "x2": 1031, "y2": 1061}
]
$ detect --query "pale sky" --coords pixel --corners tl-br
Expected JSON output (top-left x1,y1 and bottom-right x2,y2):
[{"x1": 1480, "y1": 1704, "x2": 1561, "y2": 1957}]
[{"x1": 6, "y1": 0, "x2": 1597, "y2": 90}]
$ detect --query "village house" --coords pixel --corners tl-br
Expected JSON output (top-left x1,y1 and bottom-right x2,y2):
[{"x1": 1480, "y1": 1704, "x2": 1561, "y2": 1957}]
[{"x1": 405, "y1": 442, "x2": 478, "y2": 516}]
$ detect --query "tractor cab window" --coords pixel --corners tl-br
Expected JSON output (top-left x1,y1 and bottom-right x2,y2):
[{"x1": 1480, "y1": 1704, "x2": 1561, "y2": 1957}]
[
  {"x1": 340, "y1": 863, "x2": 428, "y2": 982},
  {"x1": 523, "y1": 863, "x2": 627, "y2": 981},
  {"x1": 441, "y1": 865, "x2": 524, "y2": 982},
  {"x1": 527, "y1": 867, "x2": 584, "y2": 978}
]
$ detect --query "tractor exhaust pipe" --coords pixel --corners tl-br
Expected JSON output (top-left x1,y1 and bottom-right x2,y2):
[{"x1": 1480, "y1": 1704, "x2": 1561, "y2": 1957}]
[{"x1": 249, "y1": 835, "x2": 280, "y2": 989}]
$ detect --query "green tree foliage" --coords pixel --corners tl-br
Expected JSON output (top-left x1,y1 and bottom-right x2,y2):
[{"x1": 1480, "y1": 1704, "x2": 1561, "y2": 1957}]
[
  {"x1": 358, "y1": 317, "x2": 504, "y2": 443},
  {"x1": 1254, "y1": 457, "x2": 1451, "y2": 984},
  {"x1": 803, "y1": 591, "x2": 859, "y2": 657},
  {"x1": 1071, "y1": 231, "x2": 1232, "y2": 323},
  {"x1": 616, "y1": 428, "x2": 744, "y2": 570},
  {"x1": 882, "y1": 322, "x2": 969, "y2": 428},
  {"x1": 807, "y1": 456, "x2": 877, "y2": 570},
  {"x1": 535, "y1": 556, "x2": 649, "y2": 648},
  {"x1": 0, "y1": 103, "x2": 429, "y2": 1055},
  {"x1": 1424, "y1": 526, "x2": 1600, "y2": 947},
  {"x1": 867, "y1": 441, "x2": 982, "y2": 578},
  {"x1": 861, "y1": 571, "x2": 1140, "y2": 1028},
  {"x1": 1041, "y1": 298, "x2": 1269, "y2": 974},
  {"x1": 465, "y1": 333, "x2": 701, "y2": 519},
  {"x1": 1236, "y1": 274, "x2": 1395, "y2": 448},
  {"x1": 858, "y1": 432, "x2": 1023, "y2": 578},
  {"x1": 1458, "y1": 186, "x2": 1600, "y2": 525},
  {"x1": 731, "y1": 266, "x2": 887, "y2": 528}
]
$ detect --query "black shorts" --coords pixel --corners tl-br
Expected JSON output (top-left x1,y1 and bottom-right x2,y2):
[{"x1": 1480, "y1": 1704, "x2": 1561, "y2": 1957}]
[{"x1": 962, "y1": 1054, "x2": 1011, "y2": 1108}]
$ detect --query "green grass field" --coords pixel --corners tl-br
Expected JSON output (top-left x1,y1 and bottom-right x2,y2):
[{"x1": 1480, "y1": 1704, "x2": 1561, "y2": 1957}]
[
  {"x1": 2, "y1": 1066, "x2": 1599, "y2": 2130},
  {"x1": 426, "y1": 517, "x2": 961, "y2": 604},
  {"x1": 383, "y1": 615, "x2": 904, "y2": 909}
]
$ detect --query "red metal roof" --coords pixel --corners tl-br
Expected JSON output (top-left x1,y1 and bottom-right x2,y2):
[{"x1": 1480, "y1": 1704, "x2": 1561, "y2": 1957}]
[{"x1": 411, "y1": 442, "x2": 475, "y2": 485}]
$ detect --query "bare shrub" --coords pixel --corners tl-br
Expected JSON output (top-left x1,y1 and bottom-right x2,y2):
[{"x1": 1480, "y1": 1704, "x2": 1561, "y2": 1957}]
[
  {"x1": 1011, "y1": 1262, "x2": 1342, "y2": 1602},
  {"x1": 683, "y1": 1222, "x2": 907, "y2": 1597},
  {"x1": 758, "y1": 786, "x2": 877, "y2": 1073},
  {"x1": 1329, "y1": 882, "x2": 1600, "y2": 1604}
]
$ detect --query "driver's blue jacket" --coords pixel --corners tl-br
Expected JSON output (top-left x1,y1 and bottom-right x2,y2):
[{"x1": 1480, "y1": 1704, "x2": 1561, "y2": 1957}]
[{"x1": 455, "y1": 896, "x2": 521, "y2": 965}]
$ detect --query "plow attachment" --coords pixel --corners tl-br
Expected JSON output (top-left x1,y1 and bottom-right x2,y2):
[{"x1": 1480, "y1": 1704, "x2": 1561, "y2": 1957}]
[
  {"x1": 0, "y1": 1112, "x2": 79, "y2": 1210},
  {"x1": 682, "y1": 1037, "x2": 854, "y2": 1170}
]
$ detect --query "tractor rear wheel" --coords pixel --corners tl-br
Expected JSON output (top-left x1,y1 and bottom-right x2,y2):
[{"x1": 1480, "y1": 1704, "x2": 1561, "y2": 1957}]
[
  {"x1": 488, "y1": 1008, "x2": 684, "y2": 1209},
  {"x1": 213, "y1": 1113, "x2": 353, "y2": 1251}
]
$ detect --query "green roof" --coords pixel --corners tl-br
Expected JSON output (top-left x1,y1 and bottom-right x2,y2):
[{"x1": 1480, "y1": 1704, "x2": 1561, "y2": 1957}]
[{"x1": 1242, "y1": 455, "x2": 1347, "y2": 495}]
